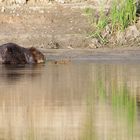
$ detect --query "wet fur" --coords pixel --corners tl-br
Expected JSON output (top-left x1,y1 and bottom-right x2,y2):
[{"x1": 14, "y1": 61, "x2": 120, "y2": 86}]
[{"x1": 0, "y1": 43, "x2": 45, "y2": 64}]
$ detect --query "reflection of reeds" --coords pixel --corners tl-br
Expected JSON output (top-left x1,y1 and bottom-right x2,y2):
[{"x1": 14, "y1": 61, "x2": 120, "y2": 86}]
[
  {"x1": 82, "y1": 89, "x2": 96, "y2": 140},
  {"x1": 111, "y1": 85, "x2": 136, "y2": 135},
  {"x1": 97, "y1": 79, "x2": 106, "y2": 102},
  {"x1": 81, "y1": 63, "x2": 139, "y2": 140},
  {"x1": 96, "y1": 76, "x2": 136, "y2": 139}
]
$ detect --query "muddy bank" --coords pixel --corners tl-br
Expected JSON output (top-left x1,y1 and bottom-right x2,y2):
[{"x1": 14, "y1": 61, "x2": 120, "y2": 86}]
[
  {"x1": 0, "y1": 3, "x2": 140, "y2": 50},
  {"x1": 0, "y1": 4, "x2": 92, "y2": 49},
  {"x1": 44, "y1": 47, "x2": 140, "y2": 62}
]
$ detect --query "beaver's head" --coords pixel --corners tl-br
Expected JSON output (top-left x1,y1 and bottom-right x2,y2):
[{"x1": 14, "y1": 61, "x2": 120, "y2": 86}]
[{"x1": 29, "y1": 47, "x2": 45, "y2": 64}]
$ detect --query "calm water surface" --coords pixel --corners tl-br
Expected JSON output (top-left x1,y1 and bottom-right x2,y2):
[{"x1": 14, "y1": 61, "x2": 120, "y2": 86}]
[{"x1": 0, "y1": 61, "x2": 140, "y2": 140}]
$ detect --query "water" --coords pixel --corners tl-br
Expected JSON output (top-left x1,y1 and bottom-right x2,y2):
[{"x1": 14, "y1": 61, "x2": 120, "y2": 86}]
[{"x1": 0, "y1": 61, "x2": 140, "y2": 140}]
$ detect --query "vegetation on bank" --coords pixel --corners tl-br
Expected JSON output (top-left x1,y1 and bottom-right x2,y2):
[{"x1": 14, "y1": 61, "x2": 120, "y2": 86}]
[{"x1": 84, "y1": 0, "x2": 137, "y2": 44}]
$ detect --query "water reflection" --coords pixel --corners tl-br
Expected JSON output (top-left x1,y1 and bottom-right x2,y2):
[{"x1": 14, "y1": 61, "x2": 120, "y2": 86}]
[
  {"x1": 0, "y1": 65, "x2": 44, "y2": 84},
  {"x1": 0, "y1": 62, "x2": 140, "y2": 140}
]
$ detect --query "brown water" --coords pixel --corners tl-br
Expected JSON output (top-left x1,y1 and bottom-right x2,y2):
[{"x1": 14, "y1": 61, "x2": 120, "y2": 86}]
[{"x1": 0, "y1": 61, "x2": 140, "y2": 140}]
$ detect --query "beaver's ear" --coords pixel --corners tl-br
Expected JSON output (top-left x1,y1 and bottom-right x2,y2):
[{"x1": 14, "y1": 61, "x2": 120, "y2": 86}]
[
  {"x1": 29, "y1": 47, "x2": 37, "y2": 54},
  {"x1": 29, "y1": 47, "x2": 36, "y2": 51}
]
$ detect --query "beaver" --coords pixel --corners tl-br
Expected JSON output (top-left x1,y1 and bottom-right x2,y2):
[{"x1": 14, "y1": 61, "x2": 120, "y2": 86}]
[{"x1": 0, "y1": 43, "x2": 45, "y2": 64}]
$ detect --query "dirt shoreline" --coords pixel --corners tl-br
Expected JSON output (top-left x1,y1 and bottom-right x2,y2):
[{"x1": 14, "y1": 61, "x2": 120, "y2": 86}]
[
  {"x1": 0, "y1": 4, "x2": 140, "y2": 52},
  {"x1": 44, "y1": 47, "x2": 140, "y2": 61},
  {"x1": 0, "y1": 4, "x2": 92, "y2": 49}
]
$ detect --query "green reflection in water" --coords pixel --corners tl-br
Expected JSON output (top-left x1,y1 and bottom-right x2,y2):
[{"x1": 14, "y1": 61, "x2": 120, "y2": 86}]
[
  {"x1": 82, "y1": 88, "x2": 95, "y2": 139},
  {"x1": 82, "y1": 62, "x2": 137, "y2": 140},
  {"x1": 112, "y1": 85, "x2": 136, "y2": 136},
  {"x1": 97, "y1": 79, "x2": 136, "y2": 139},
  {"x1": 97, "y1": 79, "x2": 106, "y2": 102}
]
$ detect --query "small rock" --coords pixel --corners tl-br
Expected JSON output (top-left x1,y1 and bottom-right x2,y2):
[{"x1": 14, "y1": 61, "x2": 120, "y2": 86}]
[
  {"x1": 70, "y1": 27, "x2": 73, "y2": 30},
  {"x1": 116, "y1": 31, "x2": 126, "y2": 44},
  {"x1": 1, "y1": 7, "x2": 5, "y2": 12},
  {"x1": 67, "y1": 45, "x2": 73, "y2": 49},
  {"x1": 115, "y1": 25, "x2": 139, "y2": 45},
  {"x1": 15, "y1": 0, "x2": 26, "y2": 4},
  {"x1": 12, "y1": 10, "x2": 16, "y2": 13},
  {"x1": 125, "y1": 25, "x2": 140, "y2": 39},
  {"x1": 40, "y1": 44, "x2": 44, "y2": 48},
  {"x1": 101, "y1": 25, "x2": 111, "y2": 38},
  {"x1": 89, "y1": 38, "x2": 101, "y2": 48},
  {"x1": 48, "y1": 41, "x2": 61, "y2": 49},
  {"x1": 39, "y1": 10, "x2": 44, "y2": 14},
  {"x1": 56, "y1": 0, "x2": 65, "y2": 4}
]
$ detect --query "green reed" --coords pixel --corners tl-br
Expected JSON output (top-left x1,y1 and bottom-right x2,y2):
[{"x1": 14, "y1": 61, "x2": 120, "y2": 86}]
[
  {"x1": 84, "y1": 0, "x2": 136, "y2": 43},
  {"x1": 110, "y1": 0, "x2": 136, "y2": 31}
]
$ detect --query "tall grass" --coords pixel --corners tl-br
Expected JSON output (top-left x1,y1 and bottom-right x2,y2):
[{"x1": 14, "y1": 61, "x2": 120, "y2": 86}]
[
  {"x1": 84, "y1": 6, "x2": 108, "y2": 43},
  {"x1": 84, "y1": 0, "x2": 137, "y2": 43},
  {"x1": 110, "y1": 0, "x2": 136, "y2": 31}
]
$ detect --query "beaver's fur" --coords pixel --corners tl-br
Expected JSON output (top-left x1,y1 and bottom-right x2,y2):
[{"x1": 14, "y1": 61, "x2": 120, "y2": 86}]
[{"x1": 0, "y1": 43, "x2": 45, "y2": 64}]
